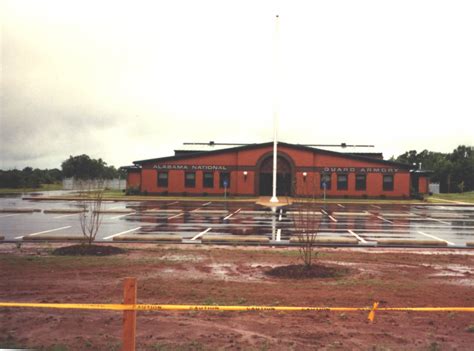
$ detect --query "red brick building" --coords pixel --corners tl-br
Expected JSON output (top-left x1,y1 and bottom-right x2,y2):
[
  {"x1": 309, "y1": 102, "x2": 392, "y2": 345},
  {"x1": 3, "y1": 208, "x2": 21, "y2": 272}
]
[{"x1": 124, "y1": 142, "x2": 430, "y2": 198}]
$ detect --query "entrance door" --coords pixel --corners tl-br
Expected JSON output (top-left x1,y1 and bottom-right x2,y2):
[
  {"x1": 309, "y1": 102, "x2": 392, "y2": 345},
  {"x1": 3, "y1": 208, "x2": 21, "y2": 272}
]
[
  {"x1": 258, "y1": 155, "x2": 292, "y2": 196},
  {"x1": 259, "y1": 173, "x2": 273, "y2": 195},
  {"x1": 411, "y1": 173, "x2": 419, "y2": 194}
]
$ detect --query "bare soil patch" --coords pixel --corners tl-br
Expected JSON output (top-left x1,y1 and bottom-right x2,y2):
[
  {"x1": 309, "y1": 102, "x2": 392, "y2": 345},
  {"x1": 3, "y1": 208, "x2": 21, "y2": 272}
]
[{"x1": 1, "y1": 243, "x2": 474, "y2": 350}]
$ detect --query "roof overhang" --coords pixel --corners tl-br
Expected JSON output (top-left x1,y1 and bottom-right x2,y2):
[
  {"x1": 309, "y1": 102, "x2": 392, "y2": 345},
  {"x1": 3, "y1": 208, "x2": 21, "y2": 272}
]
[{"x1": 133, "y1": 141, "x2": 413, "y2": 170}]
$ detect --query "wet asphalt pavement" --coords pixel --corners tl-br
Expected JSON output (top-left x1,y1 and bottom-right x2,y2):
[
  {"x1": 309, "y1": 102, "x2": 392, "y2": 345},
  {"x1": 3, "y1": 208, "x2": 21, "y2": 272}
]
[{"x1": 1, "y1": 194, "x2": 473, "y2": 247}]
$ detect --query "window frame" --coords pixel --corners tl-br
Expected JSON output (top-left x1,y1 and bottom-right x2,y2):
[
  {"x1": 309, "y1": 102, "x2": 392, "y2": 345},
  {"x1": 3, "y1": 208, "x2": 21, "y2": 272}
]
[
  {"x1": 337, "y1": 174, "x2": 348, "y2": 190},
  {"x1": 157, "y1": 171, "x2": 168, "y2": 188},
  {"x1": 383, "y1": 174, "x2": 394, "y2": 191},
  {"x1": 184, "y1": 171, "x2": 196, "y2": 188},
  {"x1": 203, "y1": 171, "x2": 214, "y2": 188},
  {"x1": 219, "y1": 172, "x2": 231, "y2": 188},
  {"x1": 320, "y1": 173, "x2": 332, "y2": 190},
  {"x1": 355, "y1": 174, "x2": 366, "y2": 191}
]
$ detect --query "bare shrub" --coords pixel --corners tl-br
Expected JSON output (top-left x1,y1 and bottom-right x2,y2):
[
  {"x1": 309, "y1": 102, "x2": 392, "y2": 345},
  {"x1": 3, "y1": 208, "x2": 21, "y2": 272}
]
[
  {"x1": 292, "y1": 176, "x2": 321, "y2": 268},
  {"x1": 77, "y1": 179, "x2": 105, "y2": 245}
]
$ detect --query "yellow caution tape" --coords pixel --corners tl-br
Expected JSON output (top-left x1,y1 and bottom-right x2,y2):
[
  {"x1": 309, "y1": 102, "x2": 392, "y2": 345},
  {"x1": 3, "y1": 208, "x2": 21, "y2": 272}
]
[
  {"x1": 0, "y1": 302, "x2": 129, "y2": 311},
  {"x1": 1, "y1": 302, "x2": 474, "y2": 322},
  {"x1": 0, "y1": 302, "x2": 368, "y2": 312}
]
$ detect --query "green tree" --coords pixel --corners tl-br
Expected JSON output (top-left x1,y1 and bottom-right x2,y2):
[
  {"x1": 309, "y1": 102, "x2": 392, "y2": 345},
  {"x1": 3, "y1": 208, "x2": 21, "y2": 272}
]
[
  {"x1": 61, "y1": 155, "x2": 123, "y2": 180},
  {"x1": 61, "y1": 155, "x2": 108, "y2": 180},
  {"x1": 448, "y1": 145, "x2": 474, "y2": 192},
  {"x1": 395, "y1": 145, "x2": 473, "y2": 193}
]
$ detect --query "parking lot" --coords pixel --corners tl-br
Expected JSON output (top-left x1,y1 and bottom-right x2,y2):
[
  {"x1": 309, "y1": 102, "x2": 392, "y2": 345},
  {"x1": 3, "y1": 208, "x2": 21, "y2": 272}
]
[{"x1": 1, "y1": 194, "x2": 473, "y2": 247}]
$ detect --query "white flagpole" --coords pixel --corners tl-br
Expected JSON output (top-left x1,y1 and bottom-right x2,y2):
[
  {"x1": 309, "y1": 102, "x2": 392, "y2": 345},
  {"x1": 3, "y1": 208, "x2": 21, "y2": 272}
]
[{"x1": 270, "y1": 14, "x2": 279, "y2": 203}]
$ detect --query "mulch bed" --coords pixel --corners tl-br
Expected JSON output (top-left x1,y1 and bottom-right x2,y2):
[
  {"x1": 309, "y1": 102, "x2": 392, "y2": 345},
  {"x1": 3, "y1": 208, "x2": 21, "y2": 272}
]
[
  {"x1": 52, "y1": 244, "x2": 126, "y2": 256},
  {"x1": 265, "y1": 264, "x2": 349, "y2": 279}
]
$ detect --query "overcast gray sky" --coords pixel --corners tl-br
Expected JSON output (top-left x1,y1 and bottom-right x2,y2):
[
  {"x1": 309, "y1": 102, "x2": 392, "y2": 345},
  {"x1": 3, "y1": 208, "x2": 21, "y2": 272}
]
[{"x1": 1, "y1": 0, "x2": 473, "y2": 170}]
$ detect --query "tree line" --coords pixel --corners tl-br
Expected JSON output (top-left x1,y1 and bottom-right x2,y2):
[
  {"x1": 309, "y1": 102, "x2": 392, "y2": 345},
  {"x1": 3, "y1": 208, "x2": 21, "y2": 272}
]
[
  {"x1": 1, "y1": 147, "x2": 472, "y2": 192},
  {"x1": 394, "y1": 145, "x2": 473, "y2": 193},
  {"x1": 0, "y1": 154, "x2": 125, "y2": 189}
]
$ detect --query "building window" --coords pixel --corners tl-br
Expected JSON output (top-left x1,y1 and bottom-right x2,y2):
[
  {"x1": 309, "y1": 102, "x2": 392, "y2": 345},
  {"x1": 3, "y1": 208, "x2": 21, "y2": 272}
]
[
  {"x1": 220, "y1": 172, "x2": 230, "y2": 188},
  {"x1": 383, "y1": 175, "x2": 394, "y2": 191},
  {"x1": 203, "y1": 172, "x2": 214, "y2": 188},
  {"x1": 320, "y1": 173, "x2": 331, "y2": 190},
  {"x1": 355, "y1": 174, "x2": 366, "y2": 191},
  {"x1": 337, "y1": 174, "x2": 348, "y2": 190},
  {"x1": 185, "y1": 172, "x2": 196, "y2": 188},
  {"x1": 157, "y1": 172, "x2": 168, "y2": 187}
]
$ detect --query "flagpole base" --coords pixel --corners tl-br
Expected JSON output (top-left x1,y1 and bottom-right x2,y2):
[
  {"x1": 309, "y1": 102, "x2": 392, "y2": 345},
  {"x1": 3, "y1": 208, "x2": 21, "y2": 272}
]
[{"x1": 270, "y1": 196, "x2": 279, "y2": 203}]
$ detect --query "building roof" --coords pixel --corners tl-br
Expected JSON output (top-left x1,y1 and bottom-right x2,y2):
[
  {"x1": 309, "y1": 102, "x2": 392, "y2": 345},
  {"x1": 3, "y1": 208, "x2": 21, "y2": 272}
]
[
  {"x1": 133, "y1": 141, "x2": 413, "y2": 169},
  {"x1": 174, "y1": 144, "x2": 383, "y2": 158}
]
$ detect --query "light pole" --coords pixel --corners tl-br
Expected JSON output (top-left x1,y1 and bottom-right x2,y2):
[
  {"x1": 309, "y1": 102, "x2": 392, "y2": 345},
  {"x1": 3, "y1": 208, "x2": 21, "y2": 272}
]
[{"x1": 270, "y1": 14, "x2": 280, "y2": 203}]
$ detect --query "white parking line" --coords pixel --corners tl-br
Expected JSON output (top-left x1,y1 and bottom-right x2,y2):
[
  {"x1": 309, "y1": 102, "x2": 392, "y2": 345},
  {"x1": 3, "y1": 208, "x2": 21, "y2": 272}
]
[
  {"x1": 191, "y1": 227, "x2": 212, "y2": 240},
  {"x1": 429, "y1": 218, "x2": 451, "y2": 225},
  {"x1": 0, "y1": 214, "x2": 21, "y2": 219},
  {"x1": 348, "y1": 230, "x2": 367, "y2": 243},
  {"x1": 279, "y1": 209, "x2": 283, "y2": 221},
  {"x1": 337, "y1": 204, "x2": 345, "y2": 208},
  {"x1": 202, "y1": 202, "x2": 212, "y2": 207},
  {"x1": 328, "y1": 215, "x2": 338, "y2": 223},
  {"x1": 417, "y1": 231, "x2": 455, "y2": 245},
  {"x1": 376, "y1": 215, "x2": 393, "y2": 224},
  {"x1": 277, "y1": 228, "x2": 281, "y2": 241},
  {"x1": 103, "y1": 227, "x2": 141, "y2": 240},
  {"x1": 168, "y1": 201, "x2": 179, "y2": 205},
  {"x1": 111, "y1": 212, "x2": 136, "y2": 220},
  {"x1": 15, "y1": 226, "x2": 72, "y2": 239},
  {"x1": 320, "y1": 209, "x2": 328, "y2": 215},
  {"x1": 168, "y1": 212, "x2": 183, "y2": 220},
  {"x1": 223, "y1": 208, "x2": 241, "y2": 220}
]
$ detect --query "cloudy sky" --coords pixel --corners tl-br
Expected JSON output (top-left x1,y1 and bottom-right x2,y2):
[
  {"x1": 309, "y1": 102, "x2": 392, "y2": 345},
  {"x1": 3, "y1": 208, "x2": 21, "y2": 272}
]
[{"x1": 1, "y1": 0, "x2": 473, "y2": 170}]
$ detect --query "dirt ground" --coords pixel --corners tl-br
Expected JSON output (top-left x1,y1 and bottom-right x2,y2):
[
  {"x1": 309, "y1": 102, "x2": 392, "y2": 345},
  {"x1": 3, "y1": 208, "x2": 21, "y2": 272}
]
[{"x1": 1, "y1": 243, "x2": 473, "y2": 350}]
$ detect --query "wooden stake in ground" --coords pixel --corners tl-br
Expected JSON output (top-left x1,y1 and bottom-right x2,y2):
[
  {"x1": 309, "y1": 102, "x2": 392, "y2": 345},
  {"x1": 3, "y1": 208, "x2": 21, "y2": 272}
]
[{"x1": 123, "y1": 277, "x2": 137, "y2": 351}]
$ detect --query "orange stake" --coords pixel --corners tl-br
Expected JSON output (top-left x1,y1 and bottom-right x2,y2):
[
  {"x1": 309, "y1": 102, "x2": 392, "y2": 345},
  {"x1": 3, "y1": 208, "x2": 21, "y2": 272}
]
[{"x1": 122, "y1": 277, "x2": 137, "y2": 351}]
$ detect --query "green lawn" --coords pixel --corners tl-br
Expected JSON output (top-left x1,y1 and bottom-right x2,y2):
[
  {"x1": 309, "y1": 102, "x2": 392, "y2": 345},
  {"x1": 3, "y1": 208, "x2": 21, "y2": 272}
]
[
  {"x1": 428, "y1": 191, "x2": 474, "y2": 204},
  {"x1": 0, "y1": 183, "x2": 63, "y2": 194}
]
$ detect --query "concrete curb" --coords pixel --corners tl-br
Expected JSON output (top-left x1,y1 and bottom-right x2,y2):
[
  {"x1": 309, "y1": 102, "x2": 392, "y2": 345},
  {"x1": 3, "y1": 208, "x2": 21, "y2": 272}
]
[
  {"x1": 144, "y1": 209, "x2": 181, "y2": 213},
  {"x1": 20, "y1": 195, "x2": 474, "y2": 206},
  {"x1": 23, "y1": 234, "x2": 84, "y2": 241},
  {"x1": 0, "y1": 208, "x2": 41, "y2": 213},
  {"x1": 376, "y1": 239, "x2": 447, "y2": 247},
  {"x1": 191, "y1": 210, "x2": 228, "y2": 214},
  {"x1": 286, "y1": 211, "x2": 322, "y2": 215},
  {"x1": 43, "y1": 209, "x2": 85, "y2": 214},
  {"x1": 202, "y1": 235, "x2": 269, "y2": 244},
  {"x1": 289, "y1": 236, "x2": 359, "y2": 245},
  {"x1": 113, "y1": 234, "x2": 181, "y2": 242},
  {"x1": 379, "y1": 213, "x2": 419, "y2": 218},
  {"x1": 332, "y1": 212, "x2": 370, "y2": 216},
  {"x1": 95, "y1": 209, "x2": 135, "y2": 214}
]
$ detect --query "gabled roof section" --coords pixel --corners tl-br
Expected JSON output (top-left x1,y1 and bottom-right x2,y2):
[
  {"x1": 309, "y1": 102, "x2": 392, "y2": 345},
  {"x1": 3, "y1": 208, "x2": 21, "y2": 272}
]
[{"x1": 133, "y1": 142, "x2": 413, "y2": 169}]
